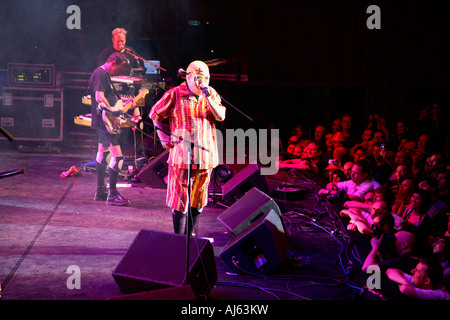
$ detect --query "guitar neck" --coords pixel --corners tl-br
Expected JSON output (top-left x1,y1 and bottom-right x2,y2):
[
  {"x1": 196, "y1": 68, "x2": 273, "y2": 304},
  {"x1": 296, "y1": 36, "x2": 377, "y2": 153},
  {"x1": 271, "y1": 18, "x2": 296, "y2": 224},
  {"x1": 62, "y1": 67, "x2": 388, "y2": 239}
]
[{"x1": 119, "y1": 89, "x2": 148, "y2": 114}]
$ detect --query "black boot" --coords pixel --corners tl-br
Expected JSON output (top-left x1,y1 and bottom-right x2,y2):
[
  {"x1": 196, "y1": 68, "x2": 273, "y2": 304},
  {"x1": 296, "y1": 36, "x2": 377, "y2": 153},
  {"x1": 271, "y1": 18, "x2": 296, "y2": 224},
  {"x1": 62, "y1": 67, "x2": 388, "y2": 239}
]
[
  {"x1": 172, "y1": 210, "x2": 185, "y2": 234},
  {"x1": 106, "y1": 168, "x2": 131, "y2": 206},
  {"x1": 185, "y1": 208, "x2": 201, "y2": 236},
  {"x1": 94, "y1": 162, "x2": 108, "y2": 201}
]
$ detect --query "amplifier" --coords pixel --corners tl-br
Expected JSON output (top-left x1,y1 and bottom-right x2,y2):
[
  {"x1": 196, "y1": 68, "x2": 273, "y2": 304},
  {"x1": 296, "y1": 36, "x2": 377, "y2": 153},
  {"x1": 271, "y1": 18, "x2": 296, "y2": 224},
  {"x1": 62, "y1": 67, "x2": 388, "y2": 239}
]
[
  {"x1": 0, "y1": 87, "x2": 63, "y2": 141},
  {"x1": 7, "y1": 62, "x2": 56, "y2": 88}
]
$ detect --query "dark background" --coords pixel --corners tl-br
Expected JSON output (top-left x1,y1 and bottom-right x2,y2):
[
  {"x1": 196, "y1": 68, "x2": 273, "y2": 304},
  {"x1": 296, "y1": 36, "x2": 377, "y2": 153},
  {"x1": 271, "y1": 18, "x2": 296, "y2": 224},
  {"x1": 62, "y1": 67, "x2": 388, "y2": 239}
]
[{"x1": 1, "y1": 0, "x2": 449, "y2": 143}]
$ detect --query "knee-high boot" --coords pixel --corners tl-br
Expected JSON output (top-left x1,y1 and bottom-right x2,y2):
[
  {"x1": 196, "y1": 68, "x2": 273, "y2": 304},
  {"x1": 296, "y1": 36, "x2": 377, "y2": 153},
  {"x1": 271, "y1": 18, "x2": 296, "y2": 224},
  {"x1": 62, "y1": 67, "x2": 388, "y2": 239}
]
[
  {"x1": 172, "y1": 210, "x2": 185, "y2": 234},
  {"x1": 185, "y1": 208, "x2": 201, "y2": 236}
]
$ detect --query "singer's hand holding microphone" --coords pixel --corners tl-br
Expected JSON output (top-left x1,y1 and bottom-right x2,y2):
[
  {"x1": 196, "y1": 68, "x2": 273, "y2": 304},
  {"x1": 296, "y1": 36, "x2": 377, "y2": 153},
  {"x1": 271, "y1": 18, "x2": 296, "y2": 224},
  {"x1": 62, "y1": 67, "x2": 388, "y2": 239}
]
[{"x1": 200, "y1": 85, "x2": 210, "y2": 97}]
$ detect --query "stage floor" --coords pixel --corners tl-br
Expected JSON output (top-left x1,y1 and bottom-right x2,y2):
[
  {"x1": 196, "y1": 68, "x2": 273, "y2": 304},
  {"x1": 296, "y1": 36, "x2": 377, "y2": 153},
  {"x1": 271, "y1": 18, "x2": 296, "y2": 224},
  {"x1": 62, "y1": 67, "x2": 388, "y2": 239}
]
[{"x1": 0, "y1": 146, "x2": 370, "y2": 302}]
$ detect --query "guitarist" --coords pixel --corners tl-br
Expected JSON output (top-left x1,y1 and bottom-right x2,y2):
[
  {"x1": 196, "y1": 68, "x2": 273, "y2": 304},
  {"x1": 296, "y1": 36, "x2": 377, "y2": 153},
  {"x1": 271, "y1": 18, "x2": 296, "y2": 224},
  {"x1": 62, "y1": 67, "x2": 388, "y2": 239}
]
[{"x1": 88, "y1": 52, "x2": 137, "y2": 206}]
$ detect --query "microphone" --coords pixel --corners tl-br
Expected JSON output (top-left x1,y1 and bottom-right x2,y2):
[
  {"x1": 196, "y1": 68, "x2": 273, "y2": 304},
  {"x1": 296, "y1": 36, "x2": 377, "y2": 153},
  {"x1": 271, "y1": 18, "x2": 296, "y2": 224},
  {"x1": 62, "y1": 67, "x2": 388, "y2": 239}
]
[
  {"x1": 177, "y1": 68, "x2": 188, "y2": 79},
  {"x1": 200, "y1": 85, "x2": 210, "y2": 97}
]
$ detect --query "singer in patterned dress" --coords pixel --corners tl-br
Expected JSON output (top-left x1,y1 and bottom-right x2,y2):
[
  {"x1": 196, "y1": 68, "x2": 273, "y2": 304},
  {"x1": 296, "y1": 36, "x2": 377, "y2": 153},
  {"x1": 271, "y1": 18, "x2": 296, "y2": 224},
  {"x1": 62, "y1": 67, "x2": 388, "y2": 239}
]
[{"x1": 149, "y1": 60, "x2": 226, "y2": 235}]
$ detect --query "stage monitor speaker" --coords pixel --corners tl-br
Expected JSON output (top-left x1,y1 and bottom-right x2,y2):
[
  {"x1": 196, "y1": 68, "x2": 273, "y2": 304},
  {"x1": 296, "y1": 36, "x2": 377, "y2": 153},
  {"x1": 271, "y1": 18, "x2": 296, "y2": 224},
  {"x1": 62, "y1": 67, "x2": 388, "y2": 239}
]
[
  {"x1": 112, "y1": 229, "x2": 217, "y2": 298},
  {"x1": 107, "y1": 285, "x2": 196, "y2": 300},
  {"x1": 220, "y1": 209, "x2": 289, "y2": 275},
  {"x1": 137, "y1": 150, "x2": 169, "y2": 188},
  {"x1": 217, "y1": 187, "x2": 283, "y2": 236},
  {"x1": 221, "y1": 164, "x2": 269, "y2": 205}
]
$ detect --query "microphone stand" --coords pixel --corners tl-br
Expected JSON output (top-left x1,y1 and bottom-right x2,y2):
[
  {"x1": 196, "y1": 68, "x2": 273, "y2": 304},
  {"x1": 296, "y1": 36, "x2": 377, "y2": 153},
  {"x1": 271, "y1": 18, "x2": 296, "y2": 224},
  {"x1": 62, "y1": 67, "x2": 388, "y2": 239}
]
[
  {"x1": 124, "y1": 47, "x2": 167, "y2": 73},
  {"x1": 103, "y1": 107, "x2": 210, "y2": 287}
]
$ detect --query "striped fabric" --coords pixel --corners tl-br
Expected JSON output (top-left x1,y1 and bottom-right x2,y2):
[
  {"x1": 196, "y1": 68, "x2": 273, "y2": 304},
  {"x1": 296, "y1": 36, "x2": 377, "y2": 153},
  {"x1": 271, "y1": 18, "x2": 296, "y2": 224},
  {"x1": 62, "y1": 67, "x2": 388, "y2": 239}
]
[
  {"x1": 149, "y1": 82, "x2": 225, "y2": 169},
  {"x1": 166, "y1": 165, "x2": 212, "y2": 212}
]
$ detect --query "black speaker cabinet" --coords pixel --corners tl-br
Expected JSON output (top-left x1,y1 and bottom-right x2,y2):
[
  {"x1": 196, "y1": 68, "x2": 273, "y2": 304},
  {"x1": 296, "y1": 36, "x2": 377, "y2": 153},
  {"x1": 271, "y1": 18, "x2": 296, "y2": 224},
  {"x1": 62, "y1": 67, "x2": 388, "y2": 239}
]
[
  {"x1": 220, "y1": 209, "x2": 289, "y2": 275},
  {"x1": 112, "y1": 229, "x2": 217, "y2": 298},
  {"x1": 108, "y1": 285, "x2": 196, "y2": 300},
  {"x1": 137, "y1": 150, "x2": 169, "y2": 188},
  {"x1": 217, "y1": 187, "x2": 283, "y2": 236},
  {"x1": 221, "y1": 164, "x2": 269, "y2": 205}
]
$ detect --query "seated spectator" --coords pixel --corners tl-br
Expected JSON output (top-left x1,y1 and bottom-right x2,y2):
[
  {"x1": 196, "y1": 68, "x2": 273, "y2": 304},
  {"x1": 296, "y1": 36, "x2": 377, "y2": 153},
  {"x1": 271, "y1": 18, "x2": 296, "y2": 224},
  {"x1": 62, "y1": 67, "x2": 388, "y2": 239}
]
[
  {"x1": 279, "y1": 141, "x2": 325, "y2": 175},
  {"x1": 362, "y1": 230, "x2": 419, "y2": 299},
  {"x1": 344, "y1": 200, "x2": 394, "y2": 236},
  {"x1": 330, "y1": 117, "x2": 342, "y2": 134},
  {"x1": 387, "y1": 164, "x2": 412, "y2": 195},
  {"x1": 393, "y1": 150, "x2": 411, "y2": 168},
  {"x1": 287, "y1": 124, "x2": 307, "y2": 145},
  {"x1": 332, "y1": 146, "x2": 350, "y2": 170},
  {"x1": 402, "y1": 189, "x2": 434, "y2": 256},
  {"x1": 386, "y1": 258, "x2": 450, "y2": 300},
  {"x1": 350, "y1": 129, "x2": 373, "y2": 155},
  {"x1": 426, "y1": 153, "x2": 445, "y2": 179},
  {"x1": 391, "y1": 120, "x2": 411, "y2": 151},
  {"x1": 432, "y1": 236, "x2": 450, "y2": 292},
  {"x1": 313, "y1": 124, "x2": 327, "y2": 150},
  {"x1": 342, "y1": 186, "x2": 403, "y2": 233},
  {"x1": 341, "y1": 114, "x2": 359, "y2": 149},
  {"x1": 417, "y1": 133, "x2": 432, "y2": 156},
  {"x1": 371, "y1": 142, "x2": 394, "y2": 185},
  {"x1": 353, "y1": 146, "x2": 367, "y2": 163},
  {"x1": 319, "y1": 159, "x2": 374, "y2": 202},
  {"x1": 418, "y1": 176, "x2": 448, "y2": 238},
  {"x1": 331, "y1": 131, "x2": 346, "y2": 150},
  {"x1": 436, "y1": 170, "x2": 449, "y2": 206},
  {"x1": 330, "y1": 169, "x2": 347, "y2": 182},
  {"x1": 411, "y1": 149, "x2": 427, "y2": 183},
  {"x1": 400, "y1": 140, "x2": 416, "y2": 155},
  {"x1": 343, "y1": 161, "x2": 354, "y2": 180},
  {"x1": 322, "y1": 133, "x2": 334, "y2": 163},
  {"x1": 392, "y1": 178, "x2": 415, "y2": 219}
]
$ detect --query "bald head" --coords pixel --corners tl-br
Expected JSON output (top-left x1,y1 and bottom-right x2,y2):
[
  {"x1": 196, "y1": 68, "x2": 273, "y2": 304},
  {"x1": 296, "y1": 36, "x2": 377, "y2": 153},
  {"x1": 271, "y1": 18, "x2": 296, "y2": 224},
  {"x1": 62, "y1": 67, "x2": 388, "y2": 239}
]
[
  {"x1": 395, "y1": 230, "x2": 416, "y2": 254},
  {"x1": 186, "y1": 60, "x2": 210, "y2": 96},
  {"x1": 187, "y1": 60, "x2": 210, "y2": 76}
]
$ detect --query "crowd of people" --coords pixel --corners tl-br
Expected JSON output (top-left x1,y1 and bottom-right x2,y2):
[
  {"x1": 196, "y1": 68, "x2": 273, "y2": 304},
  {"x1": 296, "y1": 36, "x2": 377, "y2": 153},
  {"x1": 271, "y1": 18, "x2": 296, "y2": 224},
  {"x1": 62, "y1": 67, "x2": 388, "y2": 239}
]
[{"x1": 278, "y1": 107, "x2": 449, "y2": 300}]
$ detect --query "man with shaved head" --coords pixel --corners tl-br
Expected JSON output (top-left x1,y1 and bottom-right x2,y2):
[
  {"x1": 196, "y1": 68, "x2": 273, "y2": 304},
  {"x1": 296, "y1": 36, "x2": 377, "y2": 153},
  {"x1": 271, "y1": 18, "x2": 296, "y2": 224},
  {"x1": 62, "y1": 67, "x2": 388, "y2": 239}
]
[{"x1": 150, "y1": 61, "x2": 226, "y2": 235}]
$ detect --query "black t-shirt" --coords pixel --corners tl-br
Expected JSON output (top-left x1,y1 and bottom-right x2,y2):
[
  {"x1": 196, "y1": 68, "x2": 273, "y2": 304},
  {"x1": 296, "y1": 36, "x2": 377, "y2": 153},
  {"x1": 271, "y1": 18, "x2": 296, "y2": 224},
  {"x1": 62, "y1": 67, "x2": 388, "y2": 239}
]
[{"x1": 88, "y1": 67, "x2": 119, "y2": 131}]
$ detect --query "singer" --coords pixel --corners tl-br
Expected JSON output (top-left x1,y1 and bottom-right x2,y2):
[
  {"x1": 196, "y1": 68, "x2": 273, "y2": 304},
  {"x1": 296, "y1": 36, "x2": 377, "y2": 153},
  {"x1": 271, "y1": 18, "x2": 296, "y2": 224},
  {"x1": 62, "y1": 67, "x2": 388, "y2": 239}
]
[
  {"x1": 88, "y1": 52, "x2": 138, "y2": 206},
  {"x1": 149, "y1": 60, "x2": 226, "y2": 235}
]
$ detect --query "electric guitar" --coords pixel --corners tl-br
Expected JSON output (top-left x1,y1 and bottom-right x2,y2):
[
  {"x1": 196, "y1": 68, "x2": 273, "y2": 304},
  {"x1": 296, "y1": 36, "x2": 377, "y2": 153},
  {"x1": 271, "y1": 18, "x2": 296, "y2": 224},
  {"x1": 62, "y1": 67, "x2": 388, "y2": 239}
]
[{"x1": 100, "y1": 89, "x2": 148, "y2": 134}]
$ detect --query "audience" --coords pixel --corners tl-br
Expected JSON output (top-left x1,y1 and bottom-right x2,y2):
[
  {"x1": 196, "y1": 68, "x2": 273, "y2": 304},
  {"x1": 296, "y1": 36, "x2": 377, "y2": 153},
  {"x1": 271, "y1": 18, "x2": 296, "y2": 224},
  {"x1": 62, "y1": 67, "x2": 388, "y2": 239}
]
[{"x1": 279, "y1": 106, "x2": 449, "y2": 299}]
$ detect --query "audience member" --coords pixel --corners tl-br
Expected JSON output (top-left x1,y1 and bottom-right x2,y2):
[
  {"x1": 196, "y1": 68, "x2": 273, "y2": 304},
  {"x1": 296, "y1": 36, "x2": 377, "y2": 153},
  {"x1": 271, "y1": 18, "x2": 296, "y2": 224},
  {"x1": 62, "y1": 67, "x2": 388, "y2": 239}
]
[
  {"x1": 313, "y1": 124, "x2": 327, "y2": 149},
  {"x1": 391, "y1": 120, "x2": 411, "y2": 151},
  {"x1": 341, "y1": 114, "x2": 359, "y2": 149},
  {"x1": 319, "y1": 159, "x2": 374, "y2": 201},
  {"x1": 288, "y1": 124, "x2": 307, "y2": 145},
  {"x1": 371, "y1": 142, "x2": 394, "y2": 185},
  {"x1": 330, "y1": 118, "x2": 342, "y2": 134},
  {"x1": 343, "y1": 161, "x2": 354, "y2": 180},
  {"x1": 392, "y1": 178, "x2": 415, "y2": 219},
  {"x1": 436, "y1": 170, "x2": 449, "y2": 206},
  {"x1": 417, "y1": 176, "x2": 448, "y2": 238},
  {"x1": 426, "y1": 153, "x2": 445, "y2": 179},
  {"x1": 410, "y1": 149, "x2": 427, "y2": 183},
  {"x1": 387, "y1": 164, "x2": 411, "y2": 194},
  {"x1": 353, "y1": 146, "x2": 366, "y2": 163},
  {"x1": 362, "y1": 230, "x2": 419, "y2": 299},
  {"x1": 279, "y1": 141, "x2": 325, "y2": 175},
  {"x1": 386, "y1": 258, "x2": 450, "y2": 300},
  {"x1": 432, "y1": 236, "x2": 450, "y2": 292}
]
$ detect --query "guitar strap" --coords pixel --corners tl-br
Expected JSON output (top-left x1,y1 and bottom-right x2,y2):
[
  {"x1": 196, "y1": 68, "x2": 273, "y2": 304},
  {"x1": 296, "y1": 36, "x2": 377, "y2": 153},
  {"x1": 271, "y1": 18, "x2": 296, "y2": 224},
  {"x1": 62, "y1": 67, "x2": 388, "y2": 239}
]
[{"x1": 106, "y1": 72, "x2": 122, "y2": 102}]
